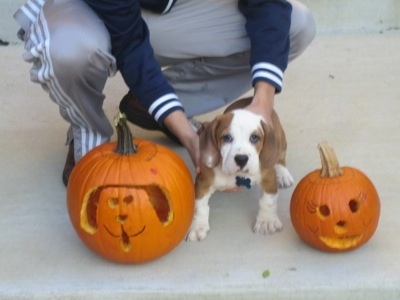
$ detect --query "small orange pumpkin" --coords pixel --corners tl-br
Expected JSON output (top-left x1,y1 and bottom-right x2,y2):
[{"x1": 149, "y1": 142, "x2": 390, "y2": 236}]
[
  {"x1": 67, "y1": 113, "x2": 194, "y2": 263},
  {"x1": 290, "y1": 142, "x2": 380, "y2": 252}
]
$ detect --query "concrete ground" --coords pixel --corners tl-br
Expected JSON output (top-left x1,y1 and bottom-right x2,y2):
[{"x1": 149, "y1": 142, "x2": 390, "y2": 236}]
[{"x1": 1, "y1": 32, "x2": 400, "y2": 299}]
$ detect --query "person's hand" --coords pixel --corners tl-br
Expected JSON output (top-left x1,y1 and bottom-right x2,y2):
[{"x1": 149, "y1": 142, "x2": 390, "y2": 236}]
[
  {"x1": 245, "y1": 81, "x2": 275, "y2": 126},
  {"x1": 163, "y1": 110, "x2": 200, "y2": 174}
]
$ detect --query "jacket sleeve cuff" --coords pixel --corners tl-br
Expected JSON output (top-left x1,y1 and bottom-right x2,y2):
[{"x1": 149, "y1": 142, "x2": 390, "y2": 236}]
[
  {"x1": 139, "y1": 0, "x2": 177, "y2": 14},
  {"x1": 251, "y1": 62, "x2": 284, "y2": 93},
  {"x1": 148, "y1": 93, "x2": 184, "y2": 124}
]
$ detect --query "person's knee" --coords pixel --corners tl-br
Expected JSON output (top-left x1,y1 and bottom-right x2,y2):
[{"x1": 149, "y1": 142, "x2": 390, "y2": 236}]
[
  {"x1": 289, "y1": 3, "x2": 316, "y2": 60},
  {"x1": 42, "y1": 0, "x2": 114, "y2": 75},
  {"x1": 298, "y1": 7, "x2": 316, "y2": 47},
  {"x1": 51, "y1": 35, "x2": 111, "y2": 76}
]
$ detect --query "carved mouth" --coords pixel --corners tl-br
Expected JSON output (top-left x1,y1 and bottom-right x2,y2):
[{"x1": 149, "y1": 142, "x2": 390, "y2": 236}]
[
  {"x1": 104, "y1": 225, "x2": 146, "y2": 253},
  {"x1": 319, "y1": 235, "x2": 363, "y2": 249},
  {"x1": 105, "y1": 225, "x2": 146, "y2": 238}
]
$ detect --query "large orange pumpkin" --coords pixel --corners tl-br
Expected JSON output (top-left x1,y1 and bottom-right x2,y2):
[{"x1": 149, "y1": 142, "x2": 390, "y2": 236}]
[
  {"x1": 290, "y1": 142, "x2": 380, "y2": 252},
  {"x1": 67, "y1": 113, "x2": 195, "y2": 263}
]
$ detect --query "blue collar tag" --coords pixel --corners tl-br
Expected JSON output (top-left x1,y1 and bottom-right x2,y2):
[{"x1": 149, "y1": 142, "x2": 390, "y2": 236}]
[{"x1": 235, "y1": 176, "x2": 251, "y2": 189}]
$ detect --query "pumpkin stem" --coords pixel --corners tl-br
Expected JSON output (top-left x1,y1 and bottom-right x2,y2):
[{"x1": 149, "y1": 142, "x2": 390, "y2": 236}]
[
  {"x1": 318, "y1": 141, "x2": 343, "y2": 177},
  {"x1": 114, "y1": 112, "x2": 138, "y2": 155}
]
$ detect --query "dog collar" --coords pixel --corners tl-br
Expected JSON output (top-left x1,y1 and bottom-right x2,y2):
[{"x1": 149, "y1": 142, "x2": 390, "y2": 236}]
[{"x1": 236, "y1": 176, "x2": 252, "y2": 189}]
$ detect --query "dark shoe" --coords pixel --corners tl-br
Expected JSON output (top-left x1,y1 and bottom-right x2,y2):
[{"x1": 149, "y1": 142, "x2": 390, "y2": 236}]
[
  {"x1": 119, "y1": 92, "x2": 182, "y2": 145},
  {"x1": 62, "y1": 140, "x2": 75, "y2": 187}
]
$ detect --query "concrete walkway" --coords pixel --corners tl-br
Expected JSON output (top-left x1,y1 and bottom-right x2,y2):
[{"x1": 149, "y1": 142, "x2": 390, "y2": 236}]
[{"x1": 1, "y1": 33, "x2": 400, "y2": 299}]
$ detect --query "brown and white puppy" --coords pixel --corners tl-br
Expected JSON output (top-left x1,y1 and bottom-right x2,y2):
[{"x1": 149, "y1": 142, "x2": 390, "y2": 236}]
[{"x1": 186, "y1": 99, "x2": 294, "y2": 242}]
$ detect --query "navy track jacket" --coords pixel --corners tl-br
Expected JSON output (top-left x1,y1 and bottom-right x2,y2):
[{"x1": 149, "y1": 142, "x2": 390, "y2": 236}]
[{"x1": 83, "y1": 0, "x2": 292, "y2": 125}]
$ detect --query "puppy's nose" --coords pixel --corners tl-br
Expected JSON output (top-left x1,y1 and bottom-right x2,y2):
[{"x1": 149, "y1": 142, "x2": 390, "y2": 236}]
[{"x1": 234, "y1": 154, "x2": 249, "y2": 169}]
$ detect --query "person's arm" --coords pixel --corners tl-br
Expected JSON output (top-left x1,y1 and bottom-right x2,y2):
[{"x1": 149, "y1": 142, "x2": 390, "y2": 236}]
[
  {"x1": 164, "y1": 111, "x2": 200, "y2": 173},
  {"x1": 84, "y1": 0, "x2": 183, "y2": 125},
  {"x1": 246, "y1": 81, "x2": 276, "y2": 126},
  {"x1": 84, "y1": 0, "x2": 200, "y2": 170},
  {"x1": 238, "y1": 0, "x2": 292, "y2": 124}
]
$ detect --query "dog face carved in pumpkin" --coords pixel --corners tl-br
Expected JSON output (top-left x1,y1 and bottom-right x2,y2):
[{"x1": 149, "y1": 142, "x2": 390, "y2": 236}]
[
  {"x1": 67, "y1": 117, "x2": 195, "y2": 263},
  {"x1": 80, "y1": 184, "x2": 173, "y2": 253}
]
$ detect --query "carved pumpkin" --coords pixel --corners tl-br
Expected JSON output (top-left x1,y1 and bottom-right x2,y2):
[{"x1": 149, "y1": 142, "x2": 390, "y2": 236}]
[
  {"x1": 290, "y1": 142, "x2": 380, "y2": 252},
  {"x1": 67, "y1": 113, "x2": 194, "y2": 263}
]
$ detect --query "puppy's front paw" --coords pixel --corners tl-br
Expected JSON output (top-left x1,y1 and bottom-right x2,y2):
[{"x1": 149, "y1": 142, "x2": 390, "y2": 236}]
[
  {"x1": 275, "y1": 164, "x2": 294, "y2": 188},
  {"x1": 253, "y1": 216, "x2": 283, "y2": 235},
  {"x1": 186, "y1": 198, "x2": 211, "y2": 242},
  {"x1": 186, "y1": 221, "x2": 210, "y2": 242}
]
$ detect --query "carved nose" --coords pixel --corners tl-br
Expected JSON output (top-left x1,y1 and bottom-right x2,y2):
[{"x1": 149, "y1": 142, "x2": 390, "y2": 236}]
[
  {"x1": 334, "y1": 220, "x2": 348, "y2": 234},
  {"x1": 234, "y1": 154, "x2": 249, "y2": 169},
  {"x1": 117, "y1": 215, "x2": 128, "y2": 224}
]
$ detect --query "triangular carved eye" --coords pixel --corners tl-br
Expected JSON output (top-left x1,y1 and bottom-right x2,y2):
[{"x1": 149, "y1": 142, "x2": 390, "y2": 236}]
[
  {"x1": 123, "y1": 195, "x2": 133, "y2": 205},
  {"x1": 108, "y1": 197, "x2": 119, "y2": 208}
]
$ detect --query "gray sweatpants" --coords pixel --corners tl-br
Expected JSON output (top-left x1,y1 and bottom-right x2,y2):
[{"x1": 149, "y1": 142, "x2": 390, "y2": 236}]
[{"x1": 14, "y1": 0, "x2": 315, "y2": 161}]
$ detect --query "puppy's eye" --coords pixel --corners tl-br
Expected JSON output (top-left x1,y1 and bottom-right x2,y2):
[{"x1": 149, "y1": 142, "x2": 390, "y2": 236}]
[
  {"x1": 250, "y1": 134, "x2": 260, "y2": 143},
  {"x1": 221, "y1": 134, "x2": 233, "y2": 143}
]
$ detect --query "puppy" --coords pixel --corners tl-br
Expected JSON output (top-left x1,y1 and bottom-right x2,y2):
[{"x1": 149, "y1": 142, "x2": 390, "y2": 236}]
[{"x1": 186, "y1": 98, "x2": 294, "y2": 241}]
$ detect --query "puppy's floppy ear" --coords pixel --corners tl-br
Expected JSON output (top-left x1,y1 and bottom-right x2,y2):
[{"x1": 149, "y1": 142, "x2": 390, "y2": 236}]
[
  {"x1": 259, "y1": 120, "x2": 280, "y2": 169},
  {"x1": 199, "y1": 120, "x2": 221, "y2": 168}
]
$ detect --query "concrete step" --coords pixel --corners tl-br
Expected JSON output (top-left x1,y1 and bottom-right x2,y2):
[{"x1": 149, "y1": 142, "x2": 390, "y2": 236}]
[{"x1": 1, "y1": 33, "x2": 400, "y2": 300}]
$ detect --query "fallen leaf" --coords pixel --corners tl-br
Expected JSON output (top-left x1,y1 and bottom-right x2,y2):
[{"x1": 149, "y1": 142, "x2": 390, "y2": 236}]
[{"x1": 262, "y1": 269, "x2": 270, "y2": 278}]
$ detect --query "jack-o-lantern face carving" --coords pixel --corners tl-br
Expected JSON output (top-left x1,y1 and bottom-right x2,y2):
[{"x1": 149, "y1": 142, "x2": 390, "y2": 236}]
[
  {"x1": 67, "y1": 115, "x2": 194, "y2": 263},
  {"x1": 296, "y1": 185, "x2": 379, "y2": 251},
  {"x1": 81, "y1": 185, "x2": 173, "y2": 253},
  {"x1": 307, "y1": 192, "x2": 366, "y2": 249},
  {"x1": 290, "y1": 142, "x2": 380, "y2": 252}
]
